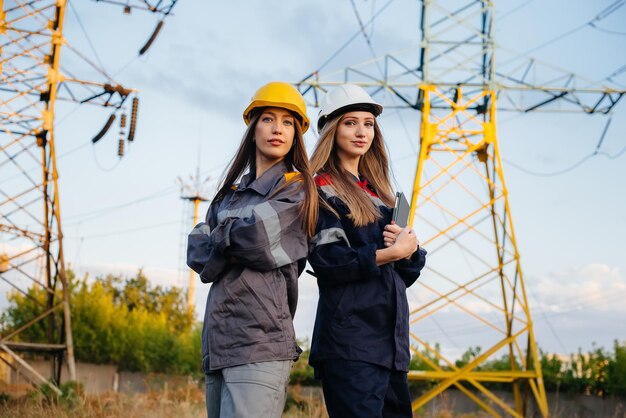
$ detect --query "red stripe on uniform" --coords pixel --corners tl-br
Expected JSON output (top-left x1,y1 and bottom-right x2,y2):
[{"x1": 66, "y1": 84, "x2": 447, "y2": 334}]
[
  {"x1": 314, "y1": 174, "x2": 333, "y2": 186},
  {"x1": 315, "y1": 174, "x2": 380, "y2": 198},
  {"x1": 357, "y1": 179, "x2": 379, "y2": 198}
]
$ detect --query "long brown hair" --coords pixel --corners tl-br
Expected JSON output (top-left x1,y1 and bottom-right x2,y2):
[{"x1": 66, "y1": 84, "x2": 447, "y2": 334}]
[
  {"x1": 310, "y1": 113, "x2": 394, "y2": 226},
  {"x1": 213, "y1": 109, "x2": 318, "y2": 237}
]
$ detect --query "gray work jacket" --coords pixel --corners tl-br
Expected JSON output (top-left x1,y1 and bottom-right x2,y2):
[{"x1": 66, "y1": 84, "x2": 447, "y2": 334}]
[{"x1": 187, "y1": 161, "x2": 307, "y2": 372}]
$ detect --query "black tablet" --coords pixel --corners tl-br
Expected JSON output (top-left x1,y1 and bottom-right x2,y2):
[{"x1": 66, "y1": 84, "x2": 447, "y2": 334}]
[{"x1": 392, "y1": 192, "x2": 410, "y2": 228}]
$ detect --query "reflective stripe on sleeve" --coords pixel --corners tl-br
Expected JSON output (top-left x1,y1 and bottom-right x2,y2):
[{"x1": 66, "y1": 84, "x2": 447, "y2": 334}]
[
  {"x1": 310, "y1": 227, "x2": 351, "y2": 248},
  {"x1": 216, "y1": 205, "x2": 255, "y2": 224},
  {"x1": 190, "y1": 223, "x2": 211, "y2": 235},
  {"x1": 254, "y1": 201, "x2": 292, "y2": 267}
]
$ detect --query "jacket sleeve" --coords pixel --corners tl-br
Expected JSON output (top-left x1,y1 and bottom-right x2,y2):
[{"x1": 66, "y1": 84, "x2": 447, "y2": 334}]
[
  {"x1": 394, "y1": 246, "x2": 427, "y2": 288},
  {"x1": 187, "y1": 203, "x2": 228, "y2": 283},
  {"x1": 209, "y1": 181, "x2": 308, "y2": 272},
  {"x1": 308, "y1": 204, "x2": 381, "y2": 288}
]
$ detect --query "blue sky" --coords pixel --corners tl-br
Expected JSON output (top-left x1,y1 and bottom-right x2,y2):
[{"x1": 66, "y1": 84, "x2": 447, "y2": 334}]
[{"x1": 2, "y1": 0, "x2": 625, "y2": 358}]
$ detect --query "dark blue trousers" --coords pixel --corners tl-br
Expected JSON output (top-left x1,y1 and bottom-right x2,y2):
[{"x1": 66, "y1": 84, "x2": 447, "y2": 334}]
[{"x1": 319, "y1": 359, "x2": 412, "y2": 418}]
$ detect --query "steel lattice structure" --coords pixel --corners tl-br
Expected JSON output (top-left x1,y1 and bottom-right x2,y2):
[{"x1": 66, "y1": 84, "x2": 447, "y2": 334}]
[
  {"x1": 298, "y1": 1, "x2": 624, "y2": 416},
  {"x1": 1, "y1": 0, "x2": 176, "y2": 393}
]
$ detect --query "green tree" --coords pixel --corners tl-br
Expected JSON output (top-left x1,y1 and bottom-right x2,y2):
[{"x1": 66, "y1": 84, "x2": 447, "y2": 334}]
[
  {"x1": 289, "y1": 340, "x2": 317, "y2": 386},
  {"x1": 607, "y1": 340, "x2": 626, "y2": 396},
  {"x1": 408, "y1": 343, "x2": 441, "y2": 394},
  {"x1": 539, "y1": 350, "x2": 563, "y2": 392},
  {"x1": 454, "y1": 346, "x2": 481, "y2": 369},
  {"x1": 1, "y1": 269, "x2": 201, "y2": 375}
]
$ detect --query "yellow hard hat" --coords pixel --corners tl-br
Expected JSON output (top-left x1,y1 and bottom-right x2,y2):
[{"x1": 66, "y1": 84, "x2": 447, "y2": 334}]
[{"x1": 243, "y1": 82, "x2": 310, "y2": 133}]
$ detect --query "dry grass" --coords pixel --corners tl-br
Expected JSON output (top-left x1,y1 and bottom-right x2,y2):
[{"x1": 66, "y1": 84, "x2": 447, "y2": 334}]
[
  {"x1": 283, "y1": 385, "x2": 327, "y2": 417},
  {"x1": 3, "y1": 384, "x2": 578, "y2": 418},
  {"x1": 0, "y1": 384, "x2": 326, "y2": 418},
  {"x1": 0, "y1": 385, "x2": 206, "y2": 418}
]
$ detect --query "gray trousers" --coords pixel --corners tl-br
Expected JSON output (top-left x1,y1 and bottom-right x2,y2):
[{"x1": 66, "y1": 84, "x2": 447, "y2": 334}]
[{"x1": 205, "y1": 360, "x2": 292, "y2": 418}]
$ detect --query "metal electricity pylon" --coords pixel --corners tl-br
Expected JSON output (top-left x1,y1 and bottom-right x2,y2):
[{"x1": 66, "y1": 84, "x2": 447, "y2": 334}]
[
  {"x1": 0, "y1": 0, "x2": 177, "y2": 392},
  {"x1": 297, "y1": 1, "x2": 625, "y2": 416},
  {"x1": 177, "y1": 167, "x2": 210, "y2": 310}
]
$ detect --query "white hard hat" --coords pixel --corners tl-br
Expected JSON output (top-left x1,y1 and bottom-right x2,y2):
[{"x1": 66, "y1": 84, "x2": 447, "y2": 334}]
[{"x1": 317, "y1": 84, "x2": 383, "y2": 133}]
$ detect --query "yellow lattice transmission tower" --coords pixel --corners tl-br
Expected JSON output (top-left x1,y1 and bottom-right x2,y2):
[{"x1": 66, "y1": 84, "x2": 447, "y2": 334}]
[
  {"x1": 298, "y1": 1, "x2": 624, "y2": 416},
  {"x1": 0, "y1": 0, "x2": 177, "y2": 392}
]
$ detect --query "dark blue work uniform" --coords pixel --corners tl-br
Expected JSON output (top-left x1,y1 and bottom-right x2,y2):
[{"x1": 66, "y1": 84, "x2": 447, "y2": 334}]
[{"x1": 308, "y1": 174, "x2": 427, "y2": 418}]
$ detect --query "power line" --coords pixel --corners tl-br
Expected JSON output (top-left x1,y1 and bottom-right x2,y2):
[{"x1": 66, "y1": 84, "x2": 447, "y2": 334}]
[
  {"x1": 65, "y1": 220, "x2": 179, "y2": 240},
  {"x1": 589, "y1": 23, "x2": 626, "y2": 36},
  {"x1": 350, "y1": 0, "x2": 377, "y2": 58},
  {"x1": 503, "y1": 116, "x2": 625, "y2": 177},
  {"x1": 605, "y1": 63, "x2": 626, "y2": 81},
  {"x1": 368, "y1": 0, "x2": 377, "y2": 39},
  {"x1": 497, "y1": 0, "x2": 537, "y2": 22},
  {"x1": 313, "y1": 0, "x2": 396, "y2": 73},
  {"x1": 526, "y1": 280, "x2": 568, "y2": 353},
  {"x1": 91, "y1": 143, "x2": 123, "y2": 172},
  {"x1": 504, "y1": 144, "x2": 626, "y2": 177},
  {"x1": 62, "y1": 161, "x2": 225, "y2": 226},
  {"x1": 67, "y1": 0, "x2": 112, "y2": 81},
  {"x1": 522, "y1": 0, "x2": 625, "y2": 56},
  {"x1": 414, "y1": 286, "x2": 626, "y2": 346},
  {"x1": 64, "y1": 185, "x2": 179, "y2": 224}
]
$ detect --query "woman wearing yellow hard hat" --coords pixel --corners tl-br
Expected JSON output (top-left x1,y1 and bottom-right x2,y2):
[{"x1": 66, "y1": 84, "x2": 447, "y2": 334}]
[{"x1": 187, "y1": 81, "x2": 317, "y2": 418}]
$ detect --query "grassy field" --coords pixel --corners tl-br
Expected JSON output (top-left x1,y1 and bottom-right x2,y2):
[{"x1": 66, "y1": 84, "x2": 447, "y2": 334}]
[
  {"x1": 2, "y1": 382, "x2": 623, "y2": 417},
  {"x1": 0, "y1": 385, "x2": 495, "y2": 418},
  {"x1": 0, "y1": 384, "x2": 331, "y2": 418},
  {"x1": 0, "y1": 383, "x2": 530, "y2": 417}
]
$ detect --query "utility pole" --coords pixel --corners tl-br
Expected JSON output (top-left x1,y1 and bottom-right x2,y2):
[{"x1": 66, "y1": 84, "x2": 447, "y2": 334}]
[
  {"x1": 1, "y1": 0, "x2": 177, "y2": 392},
  {"x1": 178, "y1": 168, "x2": 211, "y2": 310},
  {"x1": 298, "y1": 1, "x2": 624, "y2": 416}
]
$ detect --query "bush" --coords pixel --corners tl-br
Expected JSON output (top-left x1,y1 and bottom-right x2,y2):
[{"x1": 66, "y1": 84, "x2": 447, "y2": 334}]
[
  {"x1": 1, "y1": 269, "x2": 201, "y2": 375},
  {"x1": 406, "y1": 341, "x2": 626, "y2": 397},
  {"x1": 289, "y1": 341, "x2": 318, "y2": 386}
]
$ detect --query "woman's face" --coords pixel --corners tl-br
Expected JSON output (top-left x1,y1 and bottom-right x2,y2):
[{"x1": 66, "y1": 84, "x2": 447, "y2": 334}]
[
  {"x1": 254, "y1": 107, "x2": 296, "y2": 164},
  {"x1": 334, "y1": 111, "x2": 376, "y2": 161}
]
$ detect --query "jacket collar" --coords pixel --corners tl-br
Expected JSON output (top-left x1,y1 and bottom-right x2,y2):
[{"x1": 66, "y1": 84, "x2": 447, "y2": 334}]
[
  {"x1": 316, "y1": 172, "x2": 379, "y2": 198},
  {"x1": 238, "y1": 160, "x2": 289, "y2": 196}
]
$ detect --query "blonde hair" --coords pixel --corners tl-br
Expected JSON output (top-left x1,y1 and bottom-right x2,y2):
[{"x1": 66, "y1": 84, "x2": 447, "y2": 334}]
[{"x1": 310, "y1": 113, "x2": 394, "y2": 226}]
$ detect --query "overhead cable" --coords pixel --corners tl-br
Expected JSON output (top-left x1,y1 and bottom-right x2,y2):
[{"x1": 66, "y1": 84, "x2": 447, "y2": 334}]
[
  {"x1": 313, "y1": 0, "x2": 396, "y2": 73},
  {"x1": 64, "y1": 185, "x2": 179, "y2": 223},
  {"x1": 522, "y1": 0, "x2": 625, "y2": 56},
  {"x1": 66, "y1": 220, "x2": 179, "y2": 240},
  {"x1": 68, "y1": 0, "x2": 112, "y2": 81},
  {"x1": 504, "y1": 117, "x2": 626, "y2": 177},
  {"x1": 589, "y1": 23, "x2": 626, "y2": 36}
]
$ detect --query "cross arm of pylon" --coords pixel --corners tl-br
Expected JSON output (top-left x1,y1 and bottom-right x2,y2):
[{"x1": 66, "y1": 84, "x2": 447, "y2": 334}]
[
  {"x1": 296, "y1": 51, "x2": 626, "y2": 114},
  {"x1": 67, "y1": 79, "x2": 136, "y2": 108},
  {"x1": 0, "y1": 76, "x2": 133, "y2": 109}
]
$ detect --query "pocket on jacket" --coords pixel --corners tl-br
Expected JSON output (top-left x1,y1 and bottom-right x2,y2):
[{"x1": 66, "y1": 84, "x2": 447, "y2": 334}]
[
  {"x1": 320, "y1": 285, "x2": 354, "y2": 326},
  {"x1": 269, "y1": 269, "x2": 289, "y2": 316},
  {"x1": 221, "y1": 270, "x2": 282, "y2": 343}
]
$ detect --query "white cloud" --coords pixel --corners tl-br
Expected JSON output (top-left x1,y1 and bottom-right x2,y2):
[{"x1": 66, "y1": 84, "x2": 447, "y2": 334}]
[{"x1": 531, "y1": 263, "x2": 626, "y2": 314}]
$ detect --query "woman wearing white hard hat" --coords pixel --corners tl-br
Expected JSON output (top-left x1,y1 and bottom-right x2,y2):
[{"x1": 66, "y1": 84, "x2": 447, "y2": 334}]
[
  {"x1": 187, "y1": 81, "x2": 317, "y2": 418},
  {"x1": 307, "y1": 84, "x2": 427, "y2": 417}
]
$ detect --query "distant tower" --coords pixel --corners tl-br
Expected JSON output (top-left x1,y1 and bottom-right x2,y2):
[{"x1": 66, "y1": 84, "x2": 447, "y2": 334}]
[{"x1": 178, "y1": 168, "x2": 211, "y2": 310}]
